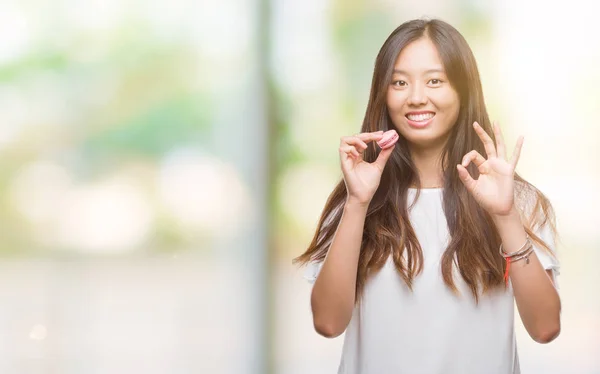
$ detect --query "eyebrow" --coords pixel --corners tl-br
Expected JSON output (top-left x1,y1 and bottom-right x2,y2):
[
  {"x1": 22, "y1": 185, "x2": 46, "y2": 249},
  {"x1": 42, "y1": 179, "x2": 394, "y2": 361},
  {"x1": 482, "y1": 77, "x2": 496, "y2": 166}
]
[{"x1": 392, "y1": 68, "x2": 445, "y2": 75}]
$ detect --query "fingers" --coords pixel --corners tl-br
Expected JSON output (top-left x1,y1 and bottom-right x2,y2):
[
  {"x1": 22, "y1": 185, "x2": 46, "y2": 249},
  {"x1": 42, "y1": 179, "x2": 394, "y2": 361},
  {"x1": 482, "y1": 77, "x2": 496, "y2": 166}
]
[
  {"x1": 493, "y1": 121, "x2": 507, "y2": 160},
  {"x1": 374, "y1": 142, "x2": 395, "y2": 171},
  {"x1": 355, "y1": 131, "x2": 384, "y2": 143},
  {"x1": 473, "y1": 122, "x2": 497, "y2": 159},
  {"x1": 339, "y1": 137, "x2": 367, "y2": 159},
  {"x1": 341, "y1": 137, "x2": 368, "y2": 152},
  {"x1": 339, "y1": 144, "x2": 360, "y2": 159},
  {"x1": 489, "y1": 120, "x2": 523, "y2": 169},
  {"x1": 456, "y1": 164, "x2": 477, "y2": 193},
  {"x1": 339, "y1": 131, "x2": 384, "y2": 160},
  {"x1": 510, "y1": 136, "x2": 524, "y2": 169},
  {"x1": 461, "y1": 150, "x2": 487, "y2": 170}
]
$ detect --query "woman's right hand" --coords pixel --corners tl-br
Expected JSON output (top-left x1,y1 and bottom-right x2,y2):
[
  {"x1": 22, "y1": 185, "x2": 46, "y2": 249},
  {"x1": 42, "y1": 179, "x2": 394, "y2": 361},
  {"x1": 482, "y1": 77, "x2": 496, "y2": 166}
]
[{"x1": 339, "y1": 131, "x2": 396, "y2": 206}]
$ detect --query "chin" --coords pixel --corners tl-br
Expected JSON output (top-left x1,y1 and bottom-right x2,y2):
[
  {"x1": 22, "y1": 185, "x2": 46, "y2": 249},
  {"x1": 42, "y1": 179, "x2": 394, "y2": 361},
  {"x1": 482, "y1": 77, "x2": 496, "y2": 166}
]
[{"x1": 404, "y1": 133, "x2": 446, "y2": 148}]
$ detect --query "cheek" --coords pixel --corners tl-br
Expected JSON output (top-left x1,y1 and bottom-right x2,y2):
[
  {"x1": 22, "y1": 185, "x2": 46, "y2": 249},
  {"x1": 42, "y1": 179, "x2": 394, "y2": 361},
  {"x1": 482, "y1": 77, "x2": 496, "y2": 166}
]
[
  {"x1": 432, "y1": 89, "x2": 460, "y2": 115},
  {"x1": 386, "y1": 90, "x2": 407, "y2": 112}
]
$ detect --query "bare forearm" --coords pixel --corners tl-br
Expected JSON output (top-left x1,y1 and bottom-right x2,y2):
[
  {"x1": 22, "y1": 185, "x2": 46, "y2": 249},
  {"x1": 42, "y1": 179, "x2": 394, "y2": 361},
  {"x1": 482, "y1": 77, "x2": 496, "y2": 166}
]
[
  {"x1": 492, "y1": 206, "x2": 561, "y2": 343},
  {"x1": 310, "y1": 199, "x2": 368, "y2": 337}
]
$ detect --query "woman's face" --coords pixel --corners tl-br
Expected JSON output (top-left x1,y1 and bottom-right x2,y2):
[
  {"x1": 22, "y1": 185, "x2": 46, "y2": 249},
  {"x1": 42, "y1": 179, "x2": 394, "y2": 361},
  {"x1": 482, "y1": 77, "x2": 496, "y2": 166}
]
[{"x1": 386, "y1": 37, "x2": 460, "y2": 150}]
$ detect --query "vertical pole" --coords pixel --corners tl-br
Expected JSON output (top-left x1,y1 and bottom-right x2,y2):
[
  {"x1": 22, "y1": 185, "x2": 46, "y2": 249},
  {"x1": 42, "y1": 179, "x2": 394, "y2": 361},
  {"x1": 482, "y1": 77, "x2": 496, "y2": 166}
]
[{"x1": 255, "y1": 0, "x2": 275, "y2": 373}]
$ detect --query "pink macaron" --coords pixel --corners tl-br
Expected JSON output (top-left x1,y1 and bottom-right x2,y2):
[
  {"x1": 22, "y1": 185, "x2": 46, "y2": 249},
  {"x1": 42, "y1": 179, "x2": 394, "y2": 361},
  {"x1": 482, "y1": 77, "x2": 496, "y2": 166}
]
[{"x1": 377, "y1": 129, "x2": 399, "y2": 149}]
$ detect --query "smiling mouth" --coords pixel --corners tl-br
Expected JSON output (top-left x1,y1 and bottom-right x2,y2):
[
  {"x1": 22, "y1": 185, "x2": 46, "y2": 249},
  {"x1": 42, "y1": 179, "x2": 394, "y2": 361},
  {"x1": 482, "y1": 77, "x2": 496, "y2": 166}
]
[{"x1": 405, "y1": 112, "x2": 435, "y2": 122}]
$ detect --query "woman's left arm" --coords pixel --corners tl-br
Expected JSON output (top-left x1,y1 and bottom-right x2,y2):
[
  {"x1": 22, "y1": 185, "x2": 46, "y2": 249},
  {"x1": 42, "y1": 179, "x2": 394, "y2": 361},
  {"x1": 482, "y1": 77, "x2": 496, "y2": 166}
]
[
  {"x1": 457, "y1": 120, "x2": 561, "y2": 344},
  {"x1": 491, "y1": 207, "x2": 561, "y2": 344}
]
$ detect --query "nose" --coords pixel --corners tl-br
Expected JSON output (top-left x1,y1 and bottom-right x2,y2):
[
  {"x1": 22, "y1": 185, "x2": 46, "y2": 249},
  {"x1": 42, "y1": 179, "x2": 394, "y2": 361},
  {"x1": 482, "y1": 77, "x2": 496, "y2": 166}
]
[{"x1": 407, "y1": 83, "x2": 427, "y2": 106}]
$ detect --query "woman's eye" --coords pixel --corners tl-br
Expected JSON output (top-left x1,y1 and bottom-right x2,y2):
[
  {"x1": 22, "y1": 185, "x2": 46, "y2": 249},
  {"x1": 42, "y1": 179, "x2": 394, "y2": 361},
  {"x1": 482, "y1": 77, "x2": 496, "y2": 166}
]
[
  {"x1": 392, "y1": 80, "x2": 407, "y2": 87},
  {"x1": 429, "y1": 79, "x2": 442, "y2": 85}
]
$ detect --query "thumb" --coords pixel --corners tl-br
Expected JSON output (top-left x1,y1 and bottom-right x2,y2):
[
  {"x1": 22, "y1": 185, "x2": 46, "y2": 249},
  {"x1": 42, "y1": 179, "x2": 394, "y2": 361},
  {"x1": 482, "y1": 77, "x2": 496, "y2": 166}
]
[{"x1": 374, "y1": 144, "x2": 395, "y2": 171}]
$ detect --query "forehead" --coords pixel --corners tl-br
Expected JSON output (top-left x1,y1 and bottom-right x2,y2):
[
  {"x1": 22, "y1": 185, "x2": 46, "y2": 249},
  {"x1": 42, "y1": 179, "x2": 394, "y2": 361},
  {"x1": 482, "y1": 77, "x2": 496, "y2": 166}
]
[{"x1": 393, "y1": 37, "x2": 445, "y2": 72}]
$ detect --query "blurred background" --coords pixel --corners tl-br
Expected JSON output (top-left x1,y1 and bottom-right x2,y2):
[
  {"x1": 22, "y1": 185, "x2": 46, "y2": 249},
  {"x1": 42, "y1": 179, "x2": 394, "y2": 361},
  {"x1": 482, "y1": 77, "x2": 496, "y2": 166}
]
[{"x1": 0, "y1": 0, "x2": 598, "y2": 373}]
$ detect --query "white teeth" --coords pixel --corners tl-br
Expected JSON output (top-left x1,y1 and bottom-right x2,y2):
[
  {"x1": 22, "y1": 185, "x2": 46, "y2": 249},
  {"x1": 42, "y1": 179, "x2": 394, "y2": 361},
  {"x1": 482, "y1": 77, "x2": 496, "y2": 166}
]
[{"x1": 407, "y1": 113, "x2": 434, "y2": 122}]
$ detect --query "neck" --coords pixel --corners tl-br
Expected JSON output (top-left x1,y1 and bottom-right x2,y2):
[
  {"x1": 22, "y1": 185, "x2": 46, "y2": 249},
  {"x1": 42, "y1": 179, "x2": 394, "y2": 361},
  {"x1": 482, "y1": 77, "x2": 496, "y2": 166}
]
[{"x1": 409, "y1": 143, "x2": 446, "y2": 188}]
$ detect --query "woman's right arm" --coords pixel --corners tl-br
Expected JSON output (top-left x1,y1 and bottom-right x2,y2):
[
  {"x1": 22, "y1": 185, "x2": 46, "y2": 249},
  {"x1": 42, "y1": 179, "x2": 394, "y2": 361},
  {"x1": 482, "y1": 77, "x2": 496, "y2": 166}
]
[
  {"x1": 310, "y1": 198, "x2": 369, "y2": 338},
  {"x1": 310, "y1": 131, "x2": 396, "y2": 338}
]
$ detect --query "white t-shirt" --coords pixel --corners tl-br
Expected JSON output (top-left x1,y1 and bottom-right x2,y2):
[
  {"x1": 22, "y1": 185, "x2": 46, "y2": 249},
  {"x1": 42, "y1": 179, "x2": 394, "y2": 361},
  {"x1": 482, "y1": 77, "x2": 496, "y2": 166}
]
[{"x1": 304, "y1": 188, "x2": 560, "y2": 374}]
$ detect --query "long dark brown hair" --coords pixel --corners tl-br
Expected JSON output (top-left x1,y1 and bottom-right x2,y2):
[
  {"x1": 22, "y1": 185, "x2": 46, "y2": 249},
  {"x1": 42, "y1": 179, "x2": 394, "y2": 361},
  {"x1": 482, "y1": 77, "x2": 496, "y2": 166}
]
[{"x1": 293, "y1": 19, "x2": 558, "y2": 303}]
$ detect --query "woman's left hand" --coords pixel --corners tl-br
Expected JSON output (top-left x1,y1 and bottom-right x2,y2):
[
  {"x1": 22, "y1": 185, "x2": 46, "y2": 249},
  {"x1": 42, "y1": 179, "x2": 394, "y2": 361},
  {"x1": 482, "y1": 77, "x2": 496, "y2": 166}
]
[{"x1": 457, "y1": 121, "x2": 524, "y2": 216}]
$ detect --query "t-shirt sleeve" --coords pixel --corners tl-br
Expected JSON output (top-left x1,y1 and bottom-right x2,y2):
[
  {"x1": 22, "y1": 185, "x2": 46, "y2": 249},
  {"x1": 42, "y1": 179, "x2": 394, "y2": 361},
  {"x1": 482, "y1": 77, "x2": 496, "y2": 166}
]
[
  {"x1": 303, "y1": 260, "x2": 324, "y2": 284},
  {"x1": 531, "y1": 222, "x2": 561, "y2": 288},
  {"x1": 514, "y1": 183, "x2": 561, "y2": 288}
]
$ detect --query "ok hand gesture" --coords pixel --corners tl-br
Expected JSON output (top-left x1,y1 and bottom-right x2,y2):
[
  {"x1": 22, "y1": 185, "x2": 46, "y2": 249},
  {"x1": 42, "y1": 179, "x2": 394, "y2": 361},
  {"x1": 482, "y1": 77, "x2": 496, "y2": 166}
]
[{"x1": 457, "y1": 122, "x2": 524, "y2": 216}]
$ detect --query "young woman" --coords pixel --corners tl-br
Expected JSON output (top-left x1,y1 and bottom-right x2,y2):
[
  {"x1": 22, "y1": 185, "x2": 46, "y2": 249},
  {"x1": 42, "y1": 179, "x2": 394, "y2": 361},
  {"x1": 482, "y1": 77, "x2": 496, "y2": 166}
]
[{"x1": 293, "y1": 18, "x2": 561, "y2": 374}]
